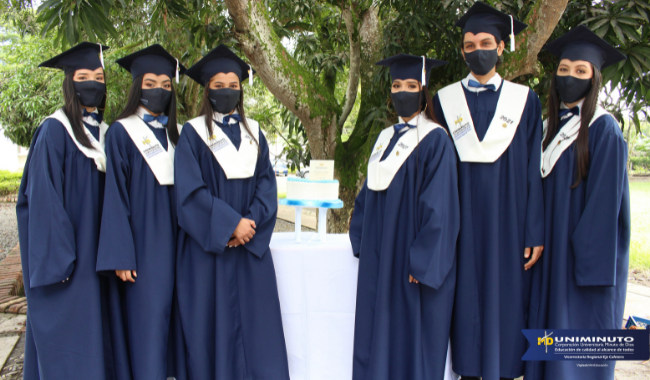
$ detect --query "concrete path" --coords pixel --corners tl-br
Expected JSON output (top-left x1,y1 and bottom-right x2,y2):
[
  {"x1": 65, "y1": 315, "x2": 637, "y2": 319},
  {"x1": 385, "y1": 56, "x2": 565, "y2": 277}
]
[
  {"x1": 0, "y1": 313, "x2": 24, "y2": 370},
  {"x1": 277, "y1": 204, "x2": 318, "y2": 230}
]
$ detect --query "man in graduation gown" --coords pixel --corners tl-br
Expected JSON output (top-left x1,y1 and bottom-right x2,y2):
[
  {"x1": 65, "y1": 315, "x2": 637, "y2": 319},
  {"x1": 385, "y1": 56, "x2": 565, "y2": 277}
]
[
  {"x1": 432, "y1": 3, "x2": 544, "y2": 379},
  {"x1": 526, "y1": 26, "x2": 630, "y2": 380},
  {"x1": 350, "y1": 54, "x2": 460, "y2": 380},
  {"x1": 173, "y1": 45, "x2": 290, "y2": 380},
  {"x1": 16, "y1": 43, "x2": 115, "y2": 379},
  {"x1": 97, "y1": 44, "x2": 187, "y2": 380}
]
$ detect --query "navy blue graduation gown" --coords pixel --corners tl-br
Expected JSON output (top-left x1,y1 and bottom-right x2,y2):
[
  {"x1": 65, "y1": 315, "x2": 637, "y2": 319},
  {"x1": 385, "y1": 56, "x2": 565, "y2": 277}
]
[
  {"x1": 433, "y1": 85, "x2": 544, "y2": 379},
  {"x1": 173, "y1": 120, "x2": 290, "y2": 380},
  {"x1": 349, "y1": 127, "x2": 460, "y2": 380},
  {"x1": 16, "y1": 118, "x2": 113, "y2": 380},
  {"x1": 97, "y1": 120, "x2": 178, "y2": 380},
  {"x1": 525, "y1": 114, "x2": 630, "y2": 380}
]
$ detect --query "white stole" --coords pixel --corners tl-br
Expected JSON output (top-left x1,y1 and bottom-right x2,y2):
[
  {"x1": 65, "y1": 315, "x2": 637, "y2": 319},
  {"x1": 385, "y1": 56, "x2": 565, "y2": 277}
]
[
  {"x1": 541, "y1": 105, "x2": 611, "y2": 178},
  {"x1": 117, "y1": 114, "x2": 177, "y2": 186},
  {"x1": 437, "y1": 80, "x2": 529, "y2": 163},
  {"x1": 186, "y1": 115, "x2": 260, "y2": 179},
  {"x1": 367, "y1": 114, "x2": 443, "y2": 191},
  {"x1": 46, "y1": 108, "x2": 108, "y2": 172}
]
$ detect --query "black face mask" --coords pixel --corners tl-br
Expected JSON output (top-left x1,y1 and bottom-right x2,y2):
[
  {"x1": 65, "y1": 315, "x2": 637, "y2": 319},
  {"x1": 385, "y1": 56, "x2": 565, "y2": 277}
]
[
  {"x1": 140, "y1": 88, "x2": 172, "y2": 114},
  {"x1": 556, "y1": 75, "x2": 592, "y2": 104},
  {"x1": 391, "y1": 90, "x2": 422, "y2": 118},
  {"x1": 74, "y1": 80, "x2": 105, "y2": 108},
  {"x1": 209, "y1": 88, "x2": 241, "y2": 114},
  {"x1": 464, "y1": 49, "x2": 499, "y2": 76}
]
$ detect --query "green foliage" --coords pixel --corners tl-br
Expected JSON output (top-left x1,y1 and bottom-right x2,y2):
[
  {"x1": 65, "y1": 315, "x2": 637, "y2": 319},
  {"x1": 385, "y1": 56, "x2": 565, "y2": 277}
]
[
  {"x1": 561, "y1": 0, "x2": 650, "y2": 133},
  {"x1": 1, "y1": 0, "x2": 649, "y2": 196},
  {"x1": 0, "y1": 170, "x2": 22, "y2": 197},
  {"x1": 630, "y1": 156, "x2": 650, "y2": 170},
  {"x1": 0, "y1": 26, "x2": 63, "y2": 146},
  {"x1": 0, "y1": 3, "x2": 256, "y2": 146},
  {"x1": 35, "y1": 0, "x2": 119, "y2": 47}
]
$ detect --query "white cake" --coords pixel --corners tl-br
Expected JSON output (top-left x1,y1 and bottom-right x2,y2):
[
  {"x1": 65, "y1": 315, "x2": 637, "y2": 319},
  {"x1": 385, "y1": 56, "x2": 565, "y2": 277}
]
[{"x1": 286, "y1": 178, "x2": 339, "y2": 201}]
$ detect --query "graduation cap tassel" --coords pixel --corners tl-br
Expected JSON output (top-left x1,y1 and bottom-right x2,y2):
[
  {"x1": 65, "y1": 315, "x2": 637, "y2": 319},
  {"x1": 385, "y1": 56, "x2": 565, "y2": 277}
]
[
  {"x1": 99, "y1": 43, "x2": 105, "y2": 69},
  {"x1": 509, "y1": 15, "x2": 515, "y2": 52},
  {"x1": 175, "y1": 58, "x2": 179, "y2": 84},
  {"x1": 421, "y1": 55, "x2": 426, "y2": 86},
  {"x1": 249, "y1": 64, "x2": 253, "y2": 85}
]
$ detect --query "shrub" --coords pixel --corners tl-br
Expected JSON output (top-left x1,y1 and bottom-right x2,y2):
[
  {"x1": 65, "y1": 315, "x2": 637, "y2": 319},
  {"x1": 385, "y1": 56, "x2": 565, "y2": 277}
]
[{"x1": 0, "y1": 170, "x2": 23, "y2": 197}]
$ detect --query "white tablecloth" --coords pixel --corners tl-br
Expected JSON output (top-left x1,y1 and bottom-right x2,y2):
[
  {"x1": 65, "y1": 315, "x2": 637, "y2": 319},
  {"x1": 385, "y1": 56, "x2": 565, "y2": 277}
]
[{"x1": 270, "y1": 232, "x2": 458, "y2": 380}]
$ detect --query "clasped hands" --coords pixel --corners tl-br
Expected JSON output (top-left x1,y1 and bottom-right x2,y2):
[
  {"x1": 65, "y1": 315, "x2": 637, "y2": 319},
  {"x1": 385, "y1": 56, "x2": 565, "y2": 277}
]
[{"x1": 228, "y1": 218, "x2": 256, "y2": 248}]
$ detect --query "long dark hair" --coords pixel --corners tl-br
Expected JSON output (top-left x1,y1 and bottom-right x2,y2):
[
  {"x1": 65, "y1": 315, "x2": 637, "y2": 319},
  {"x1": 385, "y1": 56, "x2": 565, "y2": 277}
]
[
  {"x1": 116, "y1": 75, "x2": 180, "y2": 146},
  {"x1": 62, "y1": 72, "x2": 107, "y2": 149},
  {"x1": 421, "y1": 86, "x2": 439, "y2": 124},
  {"x1": 543, "y1": 66, "x2": 602, "y2": 188},
  {"x1": 199, "y1": 84, "x2": 260, "y2": 152}
]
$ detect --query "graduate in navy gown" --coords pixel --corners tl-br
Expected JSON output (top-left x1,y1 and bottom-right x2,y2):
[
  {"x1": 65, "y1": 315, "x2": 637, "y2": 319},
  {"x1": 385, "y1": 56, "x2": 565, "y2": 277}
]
[
  {"x1": 432, "y1": 3, "x2": 544, "y2": 379},
  {"x1": 350, "y1": 54, "x2": 460, "y2": 380},
  {"x1": 97, "y1": 44, "x2": 187, "y2": 380},
  {"x1": 16, "y1": 43, "x2": 114, "y2": 380},
  {"x1": 525, "y1": 26, "x2": 630, "y2": 380},
  {"x1": 173, "y1": 45, "x2": 289, "y2": 380}
]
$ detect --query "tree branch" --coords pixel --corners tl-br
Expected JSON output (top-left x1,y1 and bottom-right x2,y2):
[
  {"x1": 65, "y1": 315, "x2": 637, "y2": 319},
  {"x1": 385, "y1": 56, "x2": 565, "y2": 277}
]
[
  {"x1": 224, "y1": 0, "x2": 339, "y2": 159},
  {"x1": 501, "y1": 0, "x2": 570, "y2": 80},
  {"x1": 338, "y1": 6, "x2": 361, "y2": 129}
]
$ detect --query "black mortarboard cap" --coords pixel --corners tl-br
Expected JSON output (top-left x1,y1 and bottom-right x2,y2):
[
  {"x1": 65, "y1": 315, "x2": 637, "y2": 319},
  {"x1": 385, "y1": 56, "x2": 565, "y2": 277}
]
[
  {"x1": 455, "y1": 1, "x2": 527, "y2": 51},
  {"x1": 115, "y1": 44, "x2": 187, "y2": 83},
  {"x1": 185, "y1": 44, "x2": 256, "y2": 87},
  {"x1": 39, "y1": 42, "x2": 108, "y2": 74},
  {"x1": 544, "y1": 25, "x2": 627, "y2": 71},
  {"x1": 375, "y1": 54, "x2": 447, "y2": 86}
]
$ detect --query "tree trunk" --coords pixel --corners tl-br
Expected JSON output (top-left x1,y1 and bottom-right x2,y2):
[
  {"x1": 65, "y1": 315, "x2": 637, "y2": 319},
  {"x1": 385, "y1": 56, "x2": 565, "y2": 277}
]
[
  {"x1": 330, "y1": 5, "x2": 384, "y2": 233},
  {"x1": 225, "y1": 0, "x2": 568, "y2": 234},
  {"x1": 225, "y1": 0, "x2": 368, "y2": 233},
  {"x1": 224, "y1": 0, "x2": 344, "y2": 160},
  {"x1": 500, "y1": 0, "x2": 570, "y2": 80}
]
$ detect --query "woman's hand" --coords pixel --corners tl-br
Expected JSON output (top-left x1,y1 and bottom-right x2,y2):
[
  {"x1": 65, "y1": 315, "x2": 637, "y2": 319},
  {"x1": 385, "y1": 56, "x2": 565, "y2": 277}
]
[
  {"x1": 409, "y1": 274, "x2": 419, "y2": 284},
  {"x1": 229, "y1": 218, "x2": 256, "y2": 247},
  {"x1": 524, "y1": 246, "x2": 544, "y2": 270},
  {"x1": 116, "y1": 270, "x2": 137, "y2": 283}
]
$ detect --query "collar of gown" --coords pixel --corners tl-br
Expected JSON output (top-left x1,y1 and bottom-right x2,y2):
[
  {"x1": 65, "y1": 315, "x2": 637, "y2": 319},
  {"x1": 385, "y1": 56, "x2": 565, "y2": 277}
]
[
  {"x1": 560, "y1": 98, "x2": 585, "y2": 113},
  {"x1": 136, "y1": 106, "x2": 166, "y2": 129},
  {"x1": 396, "y1": 112, "x2": 426, "y2": 134},
  {"x1": 82, "y1": 108, "x2": 100, "y2": 127},
  {"x1": 213, "y1": 109, "x2": 240, "y2": 125},
  {"x1": 461, "y1": 72, "x2": 503, "y2": 93}
]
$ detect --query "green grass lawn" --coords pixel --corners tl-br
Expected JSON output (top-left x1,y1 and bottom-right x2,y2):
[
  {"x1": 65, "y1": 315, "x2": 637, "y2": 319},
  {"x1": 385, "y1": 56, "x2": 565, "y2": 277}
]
[{"x1": 630, "y1": 181, "x2": 650, "y2": 272}]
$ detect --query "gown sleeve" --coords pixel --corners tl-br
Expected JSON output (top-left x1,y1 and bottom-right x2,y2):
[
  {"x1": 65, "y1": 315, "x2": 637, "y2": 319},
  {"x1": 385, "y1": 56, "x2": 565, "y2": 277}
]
[
  {"x1": 242, "y1": 132, "x2": 278, "y2": 259},
  {"x1": 24, "y1": 120, "x2": 76, "y2": 288},
  {"x1": 408, "y1": 132, "x2": 460, "y2": 289},
  {"x1": 571, "y1": 116, "x2": 628, "y2": 287},
  {"x1": 349, "y1": 180, "x2": 368, "y2": 258},
  {"x1": 96, "y1": 123, "x2": 138, "y2": 272},
  {"x1": 524, "y1": 90, "x2": 545, "y2": 248},
  {"x1": 175, "y1": 124, "x2": 243, "y2": 255}
]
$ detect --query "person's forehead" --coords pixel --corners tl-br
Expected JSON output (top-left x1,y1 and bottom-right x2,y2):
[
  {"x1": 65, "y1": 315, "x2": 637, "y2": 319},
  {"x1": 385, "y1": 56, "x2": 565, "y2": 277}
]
[
  {"x1": 463, "y1": 32, "x2": 497, "y2": 41},
  {"x1": 559, "y1": 59, "x2": 591, "y2": 66},
  {"x1": 211, "y1": 73, "x2": 240, "y2": 81},
  {"x1": 75, "y1": 68, "x2": 103, "y2": 74},
  {"x1": 143, "y1": 74, "x2": 171, "y2": 80}
]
